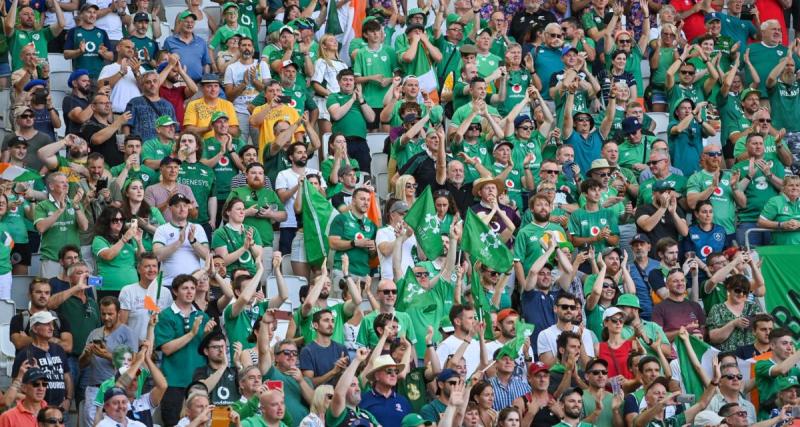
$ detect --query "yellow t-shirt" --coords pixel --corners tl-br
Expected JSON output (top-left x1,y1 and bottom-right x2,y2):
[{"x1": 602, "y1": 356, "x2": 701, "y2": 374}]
[
  {"x1": 183, "y1": 98, "x2": 240, "y2": 140},
  {"x1": 253, "y1": 104, "x2": 305, "y2": 160}
]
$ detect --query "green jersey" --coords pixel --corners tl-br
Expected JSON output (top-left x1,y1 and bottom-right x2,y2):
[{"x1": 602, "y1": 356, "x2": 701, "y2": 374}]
[
  {"x1": 433, "y1": 35, "x2": 463, "y2": 85},
  {"x1": 0, "y1": 223, "x2": 12, "y2": 274},
  {"x1": 2, "y1": 193, "x2": 30, "y2": 244},
  {"x1": 356, "y1": 310, "x2": 417, "y2": 348},
  {"x1": 491, "y1": 162, "x2": 525, "y2": 209},
  {"x1": 686, "y1": 169, "x2": 737, "y2": 234},
  {"x1": 489, "y1": 34, "x2": 516, "y2": 58},
  {"x1": 499, "y1": 69, "x2": 532, "y2": 116},
  {"x1": 178, "y1": 162, "x2": 216, "y2": 224},
  {"x1": 320, "y1": 157, "x2": 359, "y2": 183},
  {"x1": 329, "y1": 211, "x2": 377, "y2": 276},
  {"x1": 352, "y1": 44, "x2": 399, "y2": 108},
  {"x1": 327, "y1": 92, "x2": 368, "y2": 138},
  {"x1": 745, "y1": 43, "x2": 800, "y2": 96},
  {"x1": 701, "y1": 280, "x2": 726, "y2": 316},
  {"x1": 202, "y1": 135, "x2": 246, "y2": 200},
  {"x1": 391, "y1": 137, "x2": 425, "y2": 171},
  {"x1": 513, "y1": 221, "x2": 567, "y2": 273},
  {"x1": 237, "y1": 0, "x2": 259, "y2": 40},
  {"x1": 568, "y1": 207, "x2": 619, "y2": 252},
  {"x1": 768, "y1": 80, "x2": 800, "y2": 132},
  {"x1": 579, "y1": 186, "x2": 624, "y2": 220},
  {"x1": 387, "y1": 99, "x2": 442, "y2": 128},
  {"x1": 211, "y1": 223, "x2": 263, "y2": 275},
  {"x1": 509, "y1": 132, "x2": 544, "y2": 177},
  {"x1": 452, "y1": 101, "x2": 500, "y2": 125},
  {"x1": 223, "y1": 300, "x2": 269, "y2": 358},
  {"x1": 476, "y1": 52, "x2": 503, "y2": 91},
  {"x1": 33, "y1": 198, "x2": 81, "y2": 261},
  {"x1": 295, "y1": 302, "x2": 352, "y2": 344},
  {"x1": 10, "y1": 27, "x2": 53, "y2": 71},
  {"x1": 732, "y1": 159, "x2": 785, "y2": 222},
  {"x1": 142, "y1": 138, "x2": 174, "y2": 163},
  {"x1": 226, "y1": 186, "x2": 284, "y2": 246},
  {"x1": 754, "y1": 358, "x2": 800, "y2": 407},
  {"x1": 618, "y1": 136, "x2": 656, "y2": 175},
  {"x1": 109, "y1": 163, "x2": 159, "y2": 189},
  {"x1": 394, "y1": 33, "x2": 435, "y2": 78},
  {"x1": 651, "y1": 47, "x2": 677, "y2": 87},
  {"x1": 667, "y1": 82, "x2": 705, "y2": 113},
  {"x1": 717, "y1": 91, "x2": 749, "y2": 146},
  {"x1": 450, "y1": 137, "x2": 493, "y2": 184},
  {"x1": 155, "y1": 306, "x2": 210, "y2": 387},
  {"x1": 91, "y1": 236, "x2": 139, "y2": 291},
  {"x1": 264, "y1": 44, "x2": 308, "y2": 85},
  {"x1": 281, "y1": 81, "x2": 315, "y2": 116},
  {"x1": 733, "y1": 134, "x2": 782, "y2": 164},
  {"x1": 760, "y1": 194, "x2": 800, "y2": 245},
  {"x1": 130, "y1": 35, "x2": 158, "y2": 71},
  {"x1": 638, "y1": 174, "x2": 688, "y2": 205},
  {"x1": 66, "y1": 26, "x2": 109, "y2": 77}
]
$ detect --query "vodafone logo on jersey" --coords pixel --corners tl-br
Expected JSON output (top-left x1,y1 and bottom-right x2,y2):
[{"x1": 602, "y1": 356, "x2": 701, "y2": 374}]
[
  {"x1": 701, "y1": 245, "x2": 713, "y2": 257},
  {"x1": 289, "y1": 99, "x2": 298, "y2": 108},
  {"x1": 713, "y1": 187, "x2": 723, "y2": 196},
  {"x1": 219, "y1": 156, "x2": 230, "y2": 166},
  {"x1": 512, "y1": 84, "x2": 522, "y2": 93},
  {"x1": 506, "y1": 179, "x2": 514, "y2": 188},
  {"x1": 590, "y1": 226, "x2": 600, "y2": 236},
  {"x1": 355, "y1": 232, "x2": 365, "y2": 240}
]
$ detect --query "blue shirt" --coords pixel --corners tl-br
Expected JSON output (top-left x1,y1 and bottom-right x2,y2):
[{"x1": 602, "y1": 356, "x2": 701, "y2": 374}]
[
  {"x1": 124, "y1": 96, "x2": 177, "y2": 141},
  {"x1": 668, "y1": 120, "x2": 704, "y2": 176},
  {"x1": 162, "y1": 35, "x2": 212, "y2": 81},
  {"x1": 627, "y1": 259, "x2": 660, "y2": 321},
  {"x1": 520, "y1": 288, "x2": 558, "y2": 355},
  {"x1": 719, "y1": 13, "x2": 757, "y2": 51},
  {"x1": 684, "y1": 224, "x2": 727, "y2": 263},
  {"x1": 488, "y1": 375, "x2": 532, "y2": 411},
  {"x1": 298, "y1": 340, "x2": 349, "y2": 386},
  {"x1": 533, "y1": 45, "x2": 564, "y2": 101},
  {"x1": 359, "y1": 389, "x2": 412, "y2": 427},
  {"x1": 566, "y1": 130, "x2": 603, "y2": 176}
]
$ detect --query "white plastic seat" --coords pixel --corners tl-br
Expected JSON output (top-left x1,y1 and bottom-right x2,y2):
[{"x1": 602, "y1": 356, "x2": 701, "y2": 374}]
[
  {"x1": 0, "y1": 300, "x2": 14, "y2": 323},
  {"x1": 266, "y1": 274, "x2": 307, "y2": 309},
  {"x1": 375, "y1": 172, "x2": 389, "y2": 200},
  {"x1": 371, "y1": 152, "x2": 388, "y2": 178},
  {"x1": 0, "y1": 89, "x2": 10, "y2": 130},
  {"x1": 30, "y1": 253, "x2": 41, "y2": 275},
  {"x1": 164, "y1": 6, "x2": 186, "y2": 28},
  {"x1": 648, "y1": 112, "x2": 669, "y2": 135},
  {"x1": 48, "y1": 53, "x2": 72, "y2": 72},
  {"x1": 366, "y1": 132, "x2": 387, "y2": 154},
  {"x1": 49, "y1": 71, "x2": 71, "y2": 92},
  {"x1": 11, "y1": 275, "x2": 35, "y2": 310},
  {"x1": 204, "y1": 6, "x2": 220, "y2": 24},
  {"x1": 0, "y1": 323, "x2": 15, "y2": 376}
]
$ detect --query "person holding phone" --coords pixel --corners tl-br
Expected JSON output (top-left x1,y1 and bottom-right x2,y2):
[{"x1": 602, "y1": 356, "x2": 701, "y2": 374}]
[{"x1": 92, "y1": 207, "x2": 145, "y2": 294}]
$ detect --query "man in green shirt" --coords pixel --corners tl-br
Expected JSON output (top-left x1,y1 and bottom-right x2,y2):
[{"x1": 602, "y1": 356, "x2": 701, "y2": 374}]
[
  {"x1": 111, "y1": 136, "x2": 159, "y2": 196},
  {"x1": 241, "y1": 389, "x2": 289, "y2": 427},
  {"x1": 568, "y1": 178, "x2": 620, "y2": 253},
  {"x1": 353, "y1": 17, "x2": 399, "y2": 126},
  {"x1": 394, "y1": 8, "x2": 442, "y2": 93},
  {"x1": 34, "y1": 173, "x2": 90, "y2": 278},
  {"x1": 258, "y1": 333, "x2": 315, "y2": 427},
  {"x1": 686, "y1": 144, "x2": 745, "y2": 235},
  {"x1": 142, "y1": 115, "x2": 178, "y2": 170},
  {"x1": 203, "y1": 111, "x2": 246, "y2": 206},
  {"x1": 209, "y1": 2, "x2": 253, "y2": 52},
  {"x1": 744, "y1": 20, "x2": 800, "y2": 96},
  {"x1": 514, "y1": 193, "x2": 569, "y2": 283},
  {"x1": 758, "y1": 176, "x2": 800, "y2": 245},
  {"x1": 328, "y1": 187, "x2": 378, "y2": 281},
  {"x1": 4, "y1": 0, "x2": 64, "y2": 71},
  {"x1": 295, "y1": 269, "x2": 360, "y2": 345},
  {"x1": 553, "y1": 387, "x2": 596, "y2": 427},
  {"x1": 754, "y1": 328, "x2": 800, "y2": 417},
  {"x1": 355, "y1": 279, "x2": 417, "y2": 348},
  {"x1": 638, "y1": 149, "x2": 688, "y2": 206},
  {"x1": 154, "y1": 274, "x2": 215, "y2": 427},
  {"x1": 62, "y1": 4, "x2": 115, "y2": 79},
  {"x1": 327, "y1": 69, "x2": 375, "y2": 172}
]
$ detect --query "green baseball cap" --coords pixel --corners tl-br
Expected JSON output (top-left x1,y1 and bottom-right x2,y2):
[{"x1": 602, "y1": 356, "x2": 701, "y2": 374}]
[
  {"x1": 616, "y1": 294, "x2": 641, "y2": 310},
  {"x1": 210, "y1": 111, "x2": 229, "y2": 123},
  {"x1": 222, "y1": 2, "x2": 237, "y2": 12},
  {"x1": 407, "y1": 7, "x2": 425, "y2": 17},
  {"x1": 177, "y1": 10, "x2": 197, "y2": 20},
  {"x1": 362, "y1": 15, "x2": 379, "y2": 26},
  {"x1": 267, "y1": 20, "x2": 283, "y2": 34},
  {"x1": 740, "y1": 87, "x2": 762, "y2": 102},
  {"x1": 653, "y1": 179, "x2": 676, "y2": 192},
  {"x1": 777, "y1": 376, "x2": 800, "y2": 392},
  {"x1": 401, "y1": 414, "x2": 432, "y2": 427},
  {"x1": 155, "y1": 115, "x2": 177, "y2": 127},
  {"x1": 446, "y1": 13, "x2": 463, "y2": 27}
]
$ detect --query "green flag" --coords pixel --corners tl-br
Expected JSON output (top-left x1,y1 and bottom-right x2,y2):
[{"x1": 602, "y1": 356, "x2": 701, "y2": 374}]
[
  {"x1": 404, "y1": 186, "x2": 444, "y2": 260},
  {"x1": 496, "y1": 318, "x2": 535, "y2": 360},
  {"x1": 462, "y1": 209, "x2": 513, "y2": 273},
  {"x1": 470, "y1": 264, "x2": 494, "y2": 340},
  {"x1": 758, "y1": 245, "x2": 800, "y2": 336},
  {"x1": 302, "y1": 181, "x2": 337, "y2": 267},
  {"x1": 325, "y1": 3, "x2": 343, "y2": 35},
  {"x1": 675, "y1": 335, "x2": 719, "y2": 398},
  {"x1": 396, "y1": 267, "x2": 428, "y2": 311}
]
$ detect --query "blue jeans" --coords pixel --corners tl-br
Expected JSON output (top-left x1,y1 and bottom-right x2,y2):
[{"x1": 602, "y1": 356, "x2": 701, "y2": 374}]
[{"x1": 736, "y1": 222, "x2": 771, "y2": 248}]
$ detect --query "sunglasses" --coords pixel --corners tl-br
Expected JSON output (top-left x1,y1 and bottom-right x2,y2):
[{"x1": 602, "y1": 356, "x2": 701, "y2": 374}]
[
  {"x1": 548, "y1": 32, "x2": 564, "y2": 38},
  {"x1": 406, "y1": 183, "x2": 418, "y2": 189},
  {"x1": 606, "y1": 317, "x2": 624, "y2": 324},
  {"x1": 468, "y1": 125, "x2": 482, "y2": 131},
  {"x1": 111, "y1": 217, "x2": 125, "y2": 223},
  {"x1": 722, "y1": 374, "x2": 743, "y2": 380},
  {"x1": 518, "y1": 126, "x2": 533, "y2": 131},
  {"x1": 32, "y1": 381, "x2": 48, "y2": 387},
  {"x1": 541, "y1": 169, "x2": 559, "y2": 175},
  {"x1": 481, "y1": 267, "x2": 500, "y2": 276},
  {"x1": 704, "y1": 151, "x2": 723, "y2": 157},
  {"x1": 380, "y1": 289, "x2": 398, "y2": 295},
  {"x1": 593, "y1": 172, "x2": 611, "y2": 178},
  {"x1": 662, "y1": 32, "x2": 675, "y2": 37},
  {"x1": 680, "y1": 70, "x2": 696, "y2": 75},
  {"x1": 558, "y1": 304, "x2": 577, "y2": 311},
  {"x1": 384, "y1": 368, "x2": 399, "y2": 375},
  {"x1": 647, "y1": 159, "x2": 665, "y2": 166},
  {"x1": 19, "y1": 114, "x2": 34, "y2": 119},
  {"x1": 602, "y1": 282, "x2": 615, "y2": 289},
  {"x1": 42, "y1": 419, "x2": 64, "y2": 425},
  {"x1": 575, "y1": 117, "x2": 591, "y2": 122},
  {"x1": 758, "y1": 118, "x2": 772, "y2": 123},
  {"x1": 617, "y1": 38, "x2": 632, "y2": 43},
  {"x1": 730, "y1": 288, "x2": 748, "y2": 295},
  {"x1": 414, "y1": 271, "x2": 428, "y2": 278},
  {"x1": 588, "y1": 370, "x2": 608, "y2": 375},
  {"x1": 278, "y1": 350, "x2": 299, "y2": 356}
]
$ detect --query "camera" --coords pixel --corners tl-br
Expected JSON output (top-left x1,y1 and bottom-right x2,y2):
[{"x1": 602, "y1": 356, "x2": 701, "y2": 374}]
[{"x1": 32, "y1": 87, "x2": 48, "y2": 105}]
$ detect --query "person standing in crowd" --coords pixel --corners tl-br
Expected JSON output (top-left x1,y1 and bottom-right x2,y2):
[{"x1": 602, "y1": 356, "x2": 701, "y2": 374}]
[
  {"x1": 124, "y1": 70, "x2": 178, "y2": 142},
  {"x1": 62, "y1": 4, "x2": 114, "y2": 80},
  {"x1": 152, "y1": 193, "x2": 209, "y2": 288}
]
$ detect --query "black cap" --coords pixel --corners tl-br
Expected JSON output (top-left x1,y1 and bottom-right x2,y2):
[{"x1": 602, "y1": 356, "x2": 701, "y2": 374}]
[
  {"x1": 79, "y1": 3, "x2": 99, "y2": 12},
  {"x1": 168, "y1": 193, "x2": 191, "y2": 206},
  {"x1": 133, "y1": 12, "x2": 150, "y2": 22},
  {"x1": 405, "y1": 23, "x2": 425, "y2": 33},
  {"x1": 22, "y1": 367, "x2": 47, "y2": 384},
  {"x1": 8, "y1": 135, "x2": 28, "y2": 147},
  {"x1": 103, "y1": 387, "x2": 127, "y2": 402},
  {"x1": 160, "y1": 156, "x2": 182, "y2": 167},
  {"x1": 631, "y1": 233, "x2": 650, "y2": 244}
]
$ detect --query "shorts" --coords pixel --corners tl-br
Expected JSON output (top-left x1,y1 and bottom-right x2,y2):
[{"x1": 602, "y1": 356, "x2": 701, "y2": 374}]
[
  {"x1": 0, "y1": 62, "x2": 11, "y2": 78},
  {"x1": 651, "y1": 88, "x2": 667, "y2": 104},
  {"x1": 290, "y1": 230, "x2": 306, "y2": 262},
  {"x1": 11, "y1": 241, "x2": 31, "y2": 266},
  {"x1": 314, "y1": 96, "x2": 331, "y2": 121}
]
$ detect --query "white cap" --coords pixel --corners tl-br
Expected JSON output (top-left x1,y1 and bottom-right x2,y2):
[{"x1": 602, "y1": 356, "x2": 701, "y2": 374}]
[
  {"x1": 602, "y1": 307, "x2": 624, "y2": 322},
  {"x1": 693, "y1": 410, "x2": 725, "y2": 426},
  {"x1": 30, "y1": 311, "x2": 57, "y2": 325}
]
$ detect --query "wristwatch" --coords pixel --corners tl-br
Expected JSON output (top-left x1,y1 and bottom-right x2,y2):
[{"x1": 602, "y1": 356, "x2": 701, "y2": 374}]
[{"x1": 189, "y1": 238, "x2": 197, "y2": 244}]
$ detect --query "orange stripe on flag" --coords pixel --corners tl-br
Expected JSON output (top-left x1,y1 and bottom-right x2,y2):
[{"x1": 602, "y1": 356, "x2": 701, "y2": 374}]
[
  {"x1": 367, "y1": 190, "x2": 381, "y2": 268},
  {"x1": 353, "y1": 0, "x2": 366, "y2": 38}
]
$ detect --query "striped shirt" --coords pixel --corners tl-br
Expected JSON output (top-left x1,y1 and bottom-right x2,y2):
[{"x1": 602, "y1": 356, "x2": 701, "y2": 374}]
[{"x1": 489, "y1": 375, "x2": 532, "y2": 411}]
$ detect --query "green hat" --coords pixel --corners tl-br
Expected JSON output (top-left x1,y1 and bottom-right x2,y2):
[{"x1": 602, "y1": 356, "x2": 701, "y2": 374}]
[
  {"x1": 653, "y1": 179, "x2": 676, "y2": 192},
  {"x1": 616, "y1": 294, "x2": 641, "y2": 310},
  {"x1": 446, "y1": 13, "x2": 463, "y2": 27},
  {"x1": 401, "y1": 414, "x2": 432, "y2": 427},
  {"x1": 279, "y1": 25, "x2": 298, "y2": 35},
  {"x1": 740, "y1": 87, "x2": 762, "y2": 102},
  {"x1": 210, "y1": 111, "x2": 229, "y2": 123},
  {"x1": 362, "y1": 15, "x2": 379, "y2": 26},
  {"x1": 407, "y1": 7, "x2": 425, "y2": 17},
  {"x1": 221, "y1": 2, "x2": 237, "y2": 12},
  {"x1": 267, "y1": 20, "x2": 283, "y2": 34},
  {"x1": 177, "y1": 10, "x2": 197, "y2": 21},
  {"x1": 155, "y1": 115, "x2": 177, "y2": 127},
  {"x1": 777, "y1": 376, "x2": 800, "y2": 392}
]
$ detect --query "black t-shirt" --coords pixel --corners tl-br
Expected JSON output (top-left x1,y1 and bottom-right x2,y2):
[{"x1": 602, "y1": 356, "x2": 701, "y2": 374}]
[
  {"x1": 192, "y1": 365, "x2": 241, "y2": 405},
  {"x1": 432, "y1": 180, "x2": 474, "y2": 217},
  {"x1": 12, "y1": 343, "x2": 70, "y2": 406},
  {"x1": 9, "y1": 310, "x2": 72, "y2": 355},
  {"x1": 81, "y1": 116, "x2": 124, "y2": 166},
  {"x1": 509, "y1": 10, "x2": 557, "y2": 43},
  {"x1": 398, "y1": 151, "x2": 440, "y2": 197},
  {"x1": 1, "y1": 131, "x2": 51, "y2": 172},
  {"x1": 62, "y1": 94, "x2": 90, "y2": 136},
  {"x1": 635, "y1": 203, "x2": 687, "y2": 258},
  {"x1": 330, "y1": 190, "x2": 353, "y2": 211}
]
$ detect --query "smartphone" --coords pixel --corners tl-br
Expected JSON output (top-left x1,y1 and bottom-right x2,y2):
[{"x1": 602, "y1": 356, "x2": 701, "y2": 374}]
[
  {"x1": 675, "y1": 394, "x2": 695, "y2": 404},
  {"x1": 210, "y1": 406, "x2": 231, "y2": 427},
  {"x1": 96, "y1": 178, "x2": 108, "y2": 192},
  {"x1": 273, "y1": 310, "x2": 292, "y2": 321},
  {"x1": 278, "y1": 95, "x2": 292, "y2": 104},
  {"x1": 266, "y1": 380, "x2": 284, "y2": 391},
  {"x1": 610, "y1": 377, "x2": 622, "y2": 394},
  {"x1": 88, "y1": 276, "x2": 103, "y2": 287},
  {"x1": 791, "y1": 406, "x2": 800, "y2": 418}
]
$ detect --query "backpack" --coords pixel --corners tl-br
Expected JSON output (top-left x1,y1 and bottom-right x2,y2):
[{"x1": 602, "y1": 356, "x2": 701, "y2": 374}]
[{"x1": 21, "y1": 309, "x2": 62, "y2": 333}]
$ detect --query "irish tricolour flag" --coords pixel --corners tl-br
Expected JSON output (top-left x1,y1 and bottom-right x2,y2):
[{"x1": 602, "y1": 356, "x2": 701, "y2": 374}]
[
  {"x1": 675, "y1": 335, "x2": 720, "y2": 397},
  {"x1": 0, "y1": 163, "x2": 40, "y2": 182},
  {"x1": 143, "y1": 272, "x2": 163, "y2": 312}
]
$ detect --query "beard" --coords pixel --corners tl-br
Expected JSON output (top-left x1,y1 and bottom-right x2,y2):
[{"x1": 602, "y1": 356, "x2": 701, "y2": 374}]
[
  {"x1": 533, "y1": 211, "x2": 550, "y2": 222},
  {"x1": 294, "y1": 159, "x2": 307, "y2": 167}
]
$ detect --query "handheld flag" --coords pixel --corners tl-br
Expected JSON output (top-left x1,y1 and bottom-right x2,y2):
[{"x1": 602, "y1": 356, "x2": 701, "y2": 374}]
[
  {"x1": 675, "y1": 335, "x2": 719, "y2": 398},
  {"x1": 302, "y1": 181, "x2": 338, "y2": 267},
  {"x1": 143, "y1": 272, "x2": 163, "y2": 312},
  {"x1": 495, "y1": 319, "x2": 535, "y2": 360},
  {"x1": 470, "y1": 264, "x2": 494, "y2": 340},
  {"x1": 462, "y1": 209, "x2": 513, "y2": 273},
  {"x1": 404, "y1": 186, "x2": 444, "y2": 260},
  {"x1": 396, "y1": 267, "x2": 428, "y2": 312},
  {"x1": 540, "y1": 229, "x2": 574, "y2": 252},
  {"x1": 0, "y1": 163, "x2": 40, "y2": 182}
]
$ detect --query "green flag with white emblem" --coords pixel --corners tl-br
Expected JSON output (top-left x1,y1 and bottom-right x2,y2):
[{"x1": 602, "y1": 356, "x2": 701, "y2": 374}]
[
  {"x1": 396, "y1": 267, "x2": 429, "y2": 311},
  {"x1": 404, "y1": 186, "x2": 444, "y2": 260},
  {"x1": 462, "y1": 209, "x2": 513, "y2": 273}
]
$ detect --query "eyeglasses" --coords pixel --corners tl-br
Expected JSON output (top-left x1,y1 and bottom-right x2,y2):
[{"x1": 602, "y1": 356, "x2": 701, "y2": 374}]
[
  {"x1": 448, "y1": 26, "x2": 463, "y2": 32},
  {"x1": 111, "y1": 217, "x2": 125, "y2": 223},
  {"x1": 384, "y1": 368, "x2": 399, "y2": 375},
  {"x1": 758, "y1": 118, "x2": 772, "y2": 123},
  {"x1": 593, "y1": 172, "x2": 611, "y2": 178},
  {"x1": 662, "y1": 32, "x2": 675, "y2": 37},
  {"x1": 575, "y1": 117, "x2": 591, "y2": 122},
  {"x1": 602, "y1": 282, "x2": 615, "y2": 289},
  {"x1": 730, "y1": 288, "x2": 748, "y2": 295},
  {"x1": 722, "y1": 374, "x2": 743, "y2": 380},
  {"x1": 558, "y1": 304, "x2": 577, "y2": 311},
  {"x1": 31, "y1": 381, "x2": 48, "y2": 387},
  {"x1": 588, "y1": 370, "x2": 608, "y2": 375},
  {"x1": 647, "y1": 159, "x2": 665, "y2": 166},
  {"x1": 541, "y1": 169, "x2": 559, "y2": 175},
  {"x1": 704, "y1": 151, "x2": 723, "y2": 157},
  {"x1": 406, "y1": 183, "x2": 418, "y2": 189},
  {"x1": 414, "y1": 271, "x2": 428, "y2": 278},
  {"x1": 518, "y1": 126, "x2": 533, "y2": 131},
  {"x1": 606, "y1": 317, "x2": 624, "y2": 324},
  {"x1": 380, "y1": 289, "x2": 398, "y2": 295},
  {"x1": 617, "y1": 39, "x2": 632, "y2": 43},
  {"x1": 481, "y1": 267, "x2": 500, "y2": 276},
  {"x1": 42, "y1": 419, "x2": 64, "y2": 425},
  {"x1": 19, "y1": 114, "x2": 34, "y2": 119},
  {"x1": 468, "y1": 125, "x2": 482, "y2": 131},
  {"x1": 680, "y1": 70, "x2": 696, "y2": 75},
  {"x1": 548, "y1": 32, "x2": 563, "y2": 38},
  {"x1": 278, "y1": 350, "x2": 299, "y2": 356}
]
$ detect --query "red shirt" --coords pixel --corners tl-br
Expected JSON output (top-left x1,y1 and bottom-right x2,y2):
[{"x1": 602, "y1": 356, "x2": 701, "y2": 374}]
[
  {"x1": 598, "y1": 339, "x2": 634, "y2": 379},
  {"x1": 0, "y1": 399, "x2": 47, "y2": 427},
  {"x1": 159, "y1": 85, "x2": 188, "y2": 124},
  {"x1": 670, "y1": 0, "x2": 706, "y2": 42},
  {"x1": 756, "y1": 0, "x2": 788, "y2": 45}
]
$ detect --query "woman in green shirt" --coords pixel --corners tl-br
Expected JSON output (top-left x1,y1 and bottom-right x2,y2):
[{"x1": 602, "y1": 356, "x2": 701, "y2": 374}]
[
  {"x1": 121, "y1": 179, "x2": 165, "y2": 252},
  {"x1": 0, "y1": 194, "x2": 15, "y2": 299},
  {"x1": 1, "y1": 182, "x2": 32, "y2": 275},
  {"x1": 92, "y1": 206, "x2": 145, "y2": 294},
  {"x1": 212, "y1": 197, "x2": 264, "y2": 276},
  {"x1": 434, "y1": 189, "x2": 457, "y2": 236},
  {"x1": 320, "y1": 133, "x2": 360, "y2": 185}
]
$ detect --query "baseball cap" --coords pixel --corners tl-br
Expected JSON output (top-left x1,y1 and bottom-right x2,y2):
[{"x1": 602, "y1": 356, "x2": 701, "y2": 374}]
[
  {"x1": 155, "y1": 115, "x2": 177, "y2": 127},
  {"x1": 407, "y1": 7, "x2": 425, "y2": 17},
  {"x1": 14, "y1": 106, "x2": 33, "y2": 118},
  {"x1": 177, "y1": 10, "x2": 198, "y2": 20},
  {"x1": 133, "y1": 12, "x2": 150, "y2": 22},
  {"x1": 68, "y1": 69, "x2": 90, "y2": 88},
  {"x1": 493, "y1": 140, "x2": 514, "y2": 153},
  {"x1": 621, "y1": 117, "x2": 642, "y2": 135},
  {"x1": 704, "y1": 12, "x2": 721, "y2": 22},
  {"x1": 210, "y1": 111, "x2": 229, "y2": 123},
  {"x1": 528, "y1": 361, "x2": 549, "y2": 375},
  {"x1": 79, "y1": 3, "x2": 99, "y2": 12},
  {"x1": 30, "y1": 310, "x2": 56, "y2": 326},
  {"x1": 602, "y1": 306, "x2": 624, "y2": 321},
  {"x1": 22, "y1": 367, "x2": 47, "y2": 384},
  {"x1": 561, "y1": 44, "x2": 578, "y2": 56},
  {"x1": 652, "y1": 179, "x2": 676, "y2": 192},
  {"x1": 777, "y1": 375, "x2": 800, "y2": 392},
  {"x1": 584, "y1": 357, "x2": 609, "y2": 372},
  {"x1": 405, "y1": 23, "x2": 425, "y2": 33},
  {"x1": 496, "y1": 308, "x2": 519, "y2": 323},
  {"x1": 694, "y1": 410, "x2": 725, "y2": 426},
  {"x1": 389, "y1": 201, "x2": 409, "y2": 214},
  {"x1": 631, "y1": 233, "x2": 650, "y2": 244},
  {"x1": 169, "y1": 193, "x2": 191, "y2": 206},
  {"x1": 222, "y1": 1, "x2": 238, "y2": 11},
  {"x1": 7, "y1": 136, "x2": 28, "y2": 147},
  {"x1": 23, "y1": 79, "x2": 46, "y2": 91},
  {"x1": 281, "y1": 60, "x2": 299, "y2": 70},
  {"x1": 436, "y1": 368, "x2": 458, "y2": 382},
  {"x1": 401, "y1": 414, "x2": 433, "y2": 427},
  {"x1": 200, "y1": 73, "x2": 221, "y2": 84},
  {"x1": 446, "y1": 14, "x2": 463, "y2": 27},
  {"x1": 104, "y1": 387, "x2": 127, "y2": 402},
  {"x1": 460, "y1": 44, "x2": 478, "y2": 55},
  {"x1": 740, "y1": 87, "x2": 762, "y2": 102},
  {"x1": 279, "y1": 25, "x2": 298, "y2": 35},
  {"x1": 514, "y1": 115, "x2": 533, "y2": 128}
]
